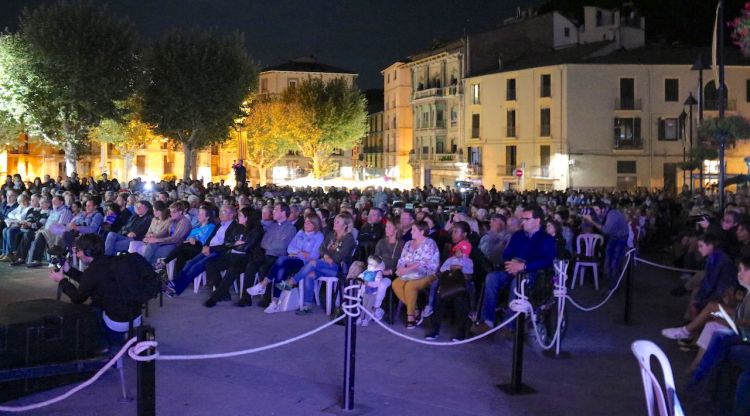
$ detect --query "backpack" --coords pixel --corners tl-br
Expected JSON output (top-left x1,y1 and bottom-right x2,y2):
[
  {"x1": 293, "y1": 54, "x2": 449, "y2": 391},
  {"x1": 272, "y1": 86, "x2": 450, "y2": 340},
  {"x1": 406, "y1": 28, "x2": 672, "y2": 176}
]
[{"x1": 110, "y1": 252, "x2": 161, "y2": 307}]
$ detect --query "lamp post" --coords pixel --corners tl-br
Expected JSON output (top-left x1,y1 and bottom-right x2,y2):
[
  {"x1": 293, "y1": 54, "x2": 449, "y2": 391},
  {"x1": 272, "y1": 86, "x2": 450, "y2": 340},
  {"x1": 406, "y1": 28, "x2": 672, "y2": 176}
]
[
  {"x1": 691, "y1": 54, "x2": 711, "y2": 123},
  {"x1": 679, "y1": 109, "x2": 688, "y2": 189},
  {"x1": 717, "y1": 0, "x2": 727, "y2": 211},
  {"x1": 684, "y1": 93, "x2": 697, "y2": 191}
]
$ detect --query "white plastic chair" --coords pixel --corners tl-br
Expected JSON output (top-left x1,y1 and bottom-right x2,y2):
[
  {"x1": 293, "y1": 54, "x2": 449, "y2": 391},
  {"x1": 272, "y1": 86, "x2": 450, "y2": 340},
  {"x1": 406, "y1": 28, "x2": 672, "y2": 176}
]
[
  {"x1": 571, "y1": 233, "x2": 603, "y2": 290},
  {"x1": 631, "y1": 340, "x2": 685, "y2": 416}
]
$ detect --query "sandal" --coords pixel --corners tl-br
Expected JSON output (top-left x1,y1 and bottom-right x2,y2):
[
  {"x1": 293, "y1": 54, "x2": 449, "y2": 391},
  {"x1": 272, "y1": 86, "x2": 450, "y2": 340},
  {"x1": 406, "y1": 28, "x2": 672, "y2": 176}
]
[{"x1": 406, "y1": 315, "x2": 417, "y2": 329}]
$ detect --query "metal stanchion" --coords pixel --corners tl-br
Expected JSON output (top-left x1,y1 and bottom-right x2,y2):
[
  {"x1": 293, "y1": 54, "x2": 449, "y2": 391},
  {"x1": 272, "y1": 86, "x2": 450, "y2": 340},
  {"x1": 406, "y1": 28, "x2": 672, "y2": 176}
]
[
  {"x1": 341, "y1": 279, "x2": 357, "y2": 411},
  {"x1": 137, "y1": 326, "x2": 156, "y2": 416},
  {"x1": 498, "y1": 277, "x2": 536, "y2": 395}
]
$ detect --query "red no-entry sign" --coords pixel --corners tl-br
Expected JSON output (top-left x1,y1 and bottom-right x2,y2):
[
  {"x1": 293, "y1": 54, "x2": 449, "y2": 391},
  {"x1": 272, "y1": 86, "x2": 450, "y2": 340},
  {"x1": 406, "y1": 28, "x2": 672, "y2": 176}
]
[{"x1": 515, "y1": 168, "x2": 523, "y2": 177}]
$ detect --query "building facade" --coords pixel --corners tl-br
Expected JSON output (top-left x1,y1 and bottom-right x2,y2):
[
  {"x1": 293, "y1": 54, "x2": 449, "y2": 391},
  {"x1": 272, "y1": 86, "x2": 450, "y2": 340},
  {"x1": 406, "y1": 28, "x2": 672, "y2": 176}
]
[{"x1": 381, "y1": 61, "x2": 414, "y2": 182}]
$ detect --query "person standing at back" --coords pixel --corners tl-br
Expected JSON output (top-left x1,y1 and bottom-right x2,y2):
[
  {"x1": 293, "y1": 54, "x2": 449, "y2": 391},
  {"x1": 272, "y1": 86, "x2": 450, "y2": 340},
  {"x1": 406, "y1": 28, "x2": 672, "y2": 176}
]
[{"x1": 583, "y1": 201, "x2": 630, "y2": 290}]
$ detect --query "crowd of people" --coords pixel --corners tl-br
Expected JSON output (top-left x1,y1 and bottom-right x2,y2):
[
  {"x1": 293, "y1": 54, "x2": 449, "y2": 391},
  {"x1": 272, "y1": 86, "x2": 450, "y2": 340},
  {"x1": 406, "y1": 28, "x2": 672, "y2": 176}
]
[{"x1": 2, "y1": 171, "x2": 749, "y2": 413}]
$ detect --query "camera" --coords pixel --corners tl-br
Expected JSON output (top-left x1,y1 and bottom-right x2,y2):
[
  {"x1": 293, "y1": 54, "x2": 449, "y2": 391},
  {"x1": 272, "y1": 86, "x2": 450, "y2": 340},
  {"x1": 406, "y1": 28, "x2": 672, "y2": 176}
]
[{"x1": 47, "y1": 245, "x2": 68, "y2": 272}]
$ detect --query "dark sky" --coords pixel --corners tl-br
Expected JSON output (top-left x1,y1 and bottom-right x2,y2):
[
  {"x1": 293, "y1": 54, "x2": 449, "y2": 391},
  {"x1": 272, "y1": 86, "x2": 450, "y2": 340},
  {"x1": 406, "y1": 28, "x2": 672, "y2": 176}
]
[{"x1": 1, "y1": 0, "x2": 540, "y2": 89}]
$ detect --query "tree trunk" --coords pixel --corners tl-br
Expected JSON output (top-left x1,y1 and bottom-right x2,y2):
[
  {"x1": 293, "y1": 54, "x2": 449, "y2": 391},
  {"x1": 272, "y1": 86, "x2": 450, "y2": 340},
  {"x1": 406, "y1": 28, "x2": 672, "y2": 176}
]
[
  {"x1": 63, "y1": 141, "x2": 78, "y2": 177},
  {"x1": 258, "y1": 166, "x2": 267, "y2": 186},
  {"x1": 123, "y1": 151, "x2": 135, "y2": 182},
  {"x1": 183, "y1": 145, "x2": 195, "y2": 181}
]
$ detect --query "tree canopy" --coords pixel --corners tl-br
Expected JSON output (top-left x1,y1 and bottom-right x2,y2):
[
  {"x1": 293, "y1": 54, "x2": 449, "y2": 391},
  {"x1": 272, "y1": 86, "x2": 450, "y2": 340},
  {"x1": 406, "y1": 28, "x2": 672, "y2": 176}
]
[
  {"x1": 0, "y1": 0, "x2": 138, "y2": 175},
  {"x1": 282, "y1": 78, "x2": 367, "y2": 179},
  {"x1": 139, "y1": 28, "x2": 257, "y2": 180}
]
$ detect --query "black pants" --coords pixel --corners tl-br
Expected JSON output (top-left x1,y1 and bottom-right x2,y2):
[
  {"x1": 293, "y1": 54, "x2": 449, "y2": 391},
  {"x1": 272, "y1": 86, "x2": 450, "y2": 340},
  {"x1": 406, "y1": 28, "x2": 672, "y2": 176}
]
[
  {"x1": 429, "y1": 292, "x2": 470, "y2": 338},
  {"x1": 164, "y1": 244, "x2": 201, "y2": 277},
  {"x1": 238, "y1": 255, "x2": 278, "y2": 303},
  {"x1": 206, "y1": 253, "x2": 248, "y2": 303},
  {"x1": 31, "y1": 232, "x2": 49, "y2": 262}
]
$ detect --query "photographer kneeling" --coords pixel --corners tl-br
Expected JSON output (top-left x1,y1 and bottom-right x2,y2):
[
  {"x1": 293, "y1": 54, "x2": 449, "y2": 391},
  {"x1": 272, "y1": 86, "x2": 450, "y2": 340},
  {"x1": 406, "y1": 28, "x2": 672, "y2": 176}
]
[{"x1": 48, "y1": 233, "x2": 154, "y2": 353}]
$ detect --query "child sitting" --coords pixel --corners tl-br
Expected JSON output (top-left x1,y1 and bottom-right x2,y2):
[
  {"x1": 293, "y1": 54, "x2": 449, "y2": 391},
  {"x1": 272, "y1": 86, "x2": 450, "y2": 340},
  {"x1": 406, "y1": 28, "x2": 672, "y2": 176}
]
[{"x1": 356, "y1": 255, "x2": 384, "y2": 326}]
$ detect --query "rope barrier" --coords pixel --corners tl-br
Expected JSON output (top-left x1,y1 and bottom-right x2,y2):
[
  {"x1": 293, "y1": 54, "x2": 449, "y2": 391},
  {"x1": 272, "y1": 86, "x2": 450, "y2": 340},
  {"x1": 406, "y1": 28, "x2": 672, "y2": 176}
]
[
  {"x1": 565, "y1": 248, "x2": 636, "y2": 312},
  {"x1": 633, "y1": 257, "x2": 701, "y2": 274},
  {"x1": 0, "y1": 337, "x2": 138, "y2": 413}
]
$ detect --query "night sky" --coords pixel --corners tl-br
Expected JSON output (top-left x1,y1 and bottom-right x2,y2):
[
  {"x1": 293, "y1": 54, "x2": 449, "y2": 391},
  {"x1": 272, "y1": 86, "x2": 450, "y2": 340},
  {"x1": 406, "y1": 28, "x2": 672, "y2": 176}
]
[{"x1": 1, "y1": 0, "x2": 540, "y2": 89}]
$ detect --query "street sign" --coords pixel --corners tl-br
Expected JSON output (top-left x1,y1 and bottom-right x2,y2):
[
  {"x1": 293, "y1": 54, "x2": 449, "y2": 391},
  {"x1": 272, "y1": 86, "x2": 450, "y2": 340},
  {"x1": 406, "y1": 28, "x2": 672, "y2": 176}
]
[{"x1": 515, "y1": 168, "x2": 524, "y2": 177}]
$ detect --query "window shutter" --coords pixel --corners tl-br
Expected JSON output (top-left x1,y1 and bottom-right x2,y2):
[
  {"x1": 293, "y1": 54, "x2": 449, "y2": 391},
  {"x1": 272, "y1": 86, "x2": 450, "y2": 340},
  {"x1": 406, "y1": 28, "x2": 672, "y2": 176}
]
[{"x1": 658, "y1": 118, "x2": 665, "y2": 140}]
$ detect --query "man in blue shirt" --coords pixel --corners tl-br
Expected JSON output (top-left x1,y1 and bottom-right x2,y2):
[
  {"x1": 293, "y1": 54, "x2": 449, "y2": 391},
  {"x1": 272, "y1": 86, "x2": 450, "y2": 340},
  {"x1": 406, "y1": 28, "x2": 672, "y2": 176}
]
[
  {"x1": 583, "y1": 201, "x2": 629, "y2": 289},
  {"x1": 472, "y1": 205, "x2": 556, "y2": 335}
]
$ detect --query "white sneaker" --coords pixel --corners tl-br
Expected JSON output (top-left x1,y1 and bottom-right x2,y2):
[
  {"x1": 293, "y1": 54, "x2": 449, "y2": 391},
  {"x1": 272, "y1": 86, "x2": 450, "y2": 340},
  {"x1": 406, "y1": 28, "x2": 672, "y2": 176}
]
[
  {"x1": 661, "y1": 326, "x2": 691, "y2": 340},
  {"x1": 374, "y1": 308, "x2": 385, "y2": 321},
  {"x1": 247, "y1": 283, "x2": 266, "y2": 296},
  {"x1": 263, "y1": 303, "x2": 279, "y2": 314},
  {"x1": 422, "y1": 306, "x2": 434, "y2": 318},
  {"x1": 360, "y1": 317, "x2": 370, "y2": 327}
]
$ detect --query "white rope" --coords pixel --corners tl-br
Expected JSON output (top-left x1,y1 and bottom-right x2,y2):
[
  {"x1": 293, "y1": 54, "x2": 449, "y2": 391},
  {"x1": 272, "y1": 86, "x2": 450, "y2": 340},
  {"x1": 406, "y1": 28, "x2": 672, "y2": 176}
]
[
  {"x1": 0, "y1": 337, "x2": 138, "y2": 413},
  {"x1": 360, "y1": 306, "x2": 520, "y2": 346},
  {"x1": 633, "y1": 257, "x2": 701, "y2": 274},
  {"x1": 565, "y1": 248, "x2": 636, "y2": 312},
  {"x1": 128, "y1": 315, "x2": 346, "y2": 362}
]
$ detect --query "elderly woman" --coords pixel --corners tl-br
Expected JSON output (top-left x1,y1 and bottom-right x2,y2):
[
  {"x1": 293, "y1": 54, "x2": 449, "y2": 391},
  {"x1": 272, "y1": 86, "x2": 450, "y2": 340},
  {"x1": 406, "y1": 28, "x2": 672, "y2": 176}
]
[
  {"x1": 293, "y1": 213, "x2": 357, "y2": 315},
  {"x1": 1, "y1": 194, "x2": 32, "y2": 260},
  {"x1": 137, "y1": 201, "x2": 191, "y2": 265},
  {"x1": 392, "y1": 220, "x2": 440, "y2": 329},
  {"x1": 248, "y1": 214, "x2": 324, "y2": 312},
  {"x1": 156, "y1": 205, "x2": 216, "y2": 276}
]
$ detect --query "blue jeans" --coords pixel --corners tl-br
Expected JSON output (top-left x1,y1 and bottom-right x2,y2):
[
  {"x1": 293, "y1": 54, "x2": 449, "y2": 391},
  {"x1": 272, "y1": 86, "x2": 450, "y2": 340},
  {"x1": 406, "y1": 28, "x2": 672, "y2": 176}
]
[
  {"x1": 605, "y1": 238, "x2": 627, "y2": 288},
  {"x1": 267, "y1": 256, "x2": 305, "y2": 298},
  {"x1": 142, "y1": 243, "x2": 175, "y2": 265},
  {"x1": 172, "y1": 252, "x2": 219, "y2": 295},
  {"x1": 481, "y1": 271, "x2": 540, "y2": 326},
  {"x1": 694, "y1": 329, "x2": 737, "y2": 382},
  {"x1": 729, "y1": 344, "x2": 750, "y2": 416},
  {"x1": 292, "y1": 260, "x2": 339, "y2": 306},
  {"x1": 104, "y1": 232, "x2": 133, "y2": 256},
  {"x1": 2, "y1": 226, "x2": 21, "y2": 255}
]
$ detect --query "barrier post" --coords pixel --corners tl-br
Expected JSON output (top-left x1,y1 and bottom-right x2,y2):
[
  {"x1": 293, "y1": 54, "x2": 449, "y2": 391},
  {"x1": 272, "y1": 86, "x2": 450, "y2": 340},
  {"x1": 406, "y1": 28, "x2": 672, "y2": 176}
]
[
  {"x1": 623, "y1": 251, "x2": 634, "y2": 325},
  {"x1": 342, "y1": 279, "x2": 357, "y2": 411},
  {"x1": 498, "y1": 277, "x2": 536, "y2": 395},
  {"x1": 137, "y1": 325, "x2": 156, "y2": 416}
]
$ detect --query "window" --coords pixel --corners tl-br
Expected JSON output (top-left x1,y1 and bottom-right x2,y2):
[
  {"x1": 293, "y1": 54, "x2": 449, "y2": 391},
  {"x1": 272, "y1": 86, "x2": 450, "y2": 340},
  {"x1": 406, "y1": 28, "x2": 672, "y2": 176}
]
[
  {"x1": 436, "y1": 136, "x2": 445, "y2": 153},
  {"x1": 596, "y1": 10, "x2": 603, "y2": 27},
  {"x1": 506, "y1": 110, "x2": 516, "y2": 137},
  {"x1": 288, "y1": 78, "x2": 298, "y2": 87},
  {"x1": 540, "y1": 145, "x2": 551, "y2": 177},
  {"x1": 436, "y1": 109, "x2": 445, "y2": 128},
  {"x1": 387, "y1": 73, "x2": 390, "y2": 83},
  {"x1": 540, "y1": 108, "x2": 551, "y2": 136},
  {"x1": 450, "y1": 107, "x2": 458, "y2": 127},
  {"x1": 664, "y1": 79, "x2": 679, "y2": 102},
  {"x1": 394, "y1": 71, "x2": 397, "y2": 80},
  {"x1": 614, "y1": 117, "x2": 642, "y2": 148},
  {"x1": 136, "y1": 155, "x2": 146, "y2": 176},
  {"x1": 471, "y1": 114, "x2": 480, "y2": 138},
  {"x1": 746, "y1": 79, "x2": 750, "y2": 102},
  {"x1": 658, "y1": 118, "x2": 680, "y2": 141},
  {"x1": 260, "y1": 78, "x2": 268, "y2": 93},
  {"x1": 472, "y1": 84, "x2": 480, "y2": 104},
  {"x1": 617, "y1": 161, "x2": 637, "y2": 174},
  {"x1": 540, "y1": 74, "x2": 551, "y2": 97},
  {"x1": 619, "y1": 77, "x2": 635, "y2": 107},
  {"x1": 506, "y1": 79, "x2": 516, "y2": 101},
  {"x1": 505, "y1": 145, "x2": 517, "y2": 175},
  {"x1": 564, "y1": 27, "x2": 570, "y2": 37}
]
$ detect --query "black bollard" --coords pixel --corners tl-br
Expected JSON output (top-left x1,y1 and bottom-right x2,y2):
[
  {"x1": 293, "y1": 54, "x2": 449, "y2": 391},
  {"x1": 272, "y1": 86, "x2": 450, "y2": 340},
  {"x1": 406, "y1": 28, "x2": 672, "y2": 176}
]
[
  {"x1": 341, "y1": 279, "x2": 357, "y2": 411},
  {"x1": 137, "y1": 325, "x2": 156, "y2": 416},
  {"x1": 498, "y1": 278, "x2": 536, "y2": 395},
  {"x1": 623, "y1": 251, "x2": 635, "y2": 325}
]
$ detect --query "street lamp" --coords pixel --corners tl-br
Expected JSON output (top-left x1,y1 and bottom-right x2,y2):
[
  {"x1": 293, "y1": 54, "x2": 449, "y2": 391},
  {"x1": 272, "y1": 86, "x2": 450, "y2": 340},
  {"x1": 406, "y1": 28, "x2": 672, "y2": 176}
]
[
  {"x1": 684, "y1": 93, "x2": 697, "y2": 191},
  {"x1": 691, "y1": 54, "x2": 711, "y2": 123},
  {"x1": 679, "y1": 109, "x2": 688, "y2": 189}
]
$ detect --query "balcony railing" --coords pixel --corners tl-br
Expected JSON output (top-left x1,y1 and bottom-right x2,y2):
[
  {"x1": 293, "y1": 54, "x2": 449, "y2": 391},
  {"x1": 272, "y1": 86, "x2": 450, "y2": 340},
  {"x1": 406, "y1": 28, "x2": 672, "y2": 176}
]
[
  {"x1": 704, "y1": 99, "x2": 737, "y2": 111},
  {"x1": 467, "y1": 164, "x2": 483, "y2": 176},
  {"x1": 540, "y1": 124, "x2": 551, "y2": 137},
  {"x1": 413, "y1": 85, "x2": 462, "y2": 101},
  {"x1": 615, "y1": 98, "x2": 642, "y2": 110},
  {"x1": 614, "y1": 136, "x2": 643, "y2": 149}
]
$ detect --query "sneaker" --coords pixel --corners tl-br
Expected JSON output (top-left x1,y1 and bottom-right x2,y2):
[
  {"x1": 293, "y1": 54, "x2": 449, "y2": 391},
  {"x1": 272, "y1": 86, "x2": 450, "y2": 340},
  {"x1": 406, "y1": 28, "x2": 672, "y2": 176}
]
[
  {"x1": 470, "y1": 322, "x2": 493, "y2": 336},
  {"x1": 451, "y1": 334, "x2": 466, "y2": 342},
  {"x1": 360, "y1": 317, "x2": 370, "y2": 327},
  {"x1": 203, "y1": 299, "x2": 217, "y2": 308},
  {"x1": 295, "y1": 306, "x2": 313, "y2": 316},
  {"x1": 264, "y1": 303, "x2": 279, "y2": 314},
  {"x1": 162, "y1": 281, "x2": 176, "y2": 298},
  {"x1": 247, "y1": 282, "x2": 266, "y2": 297},
  {"x1": 154, "y1": 258, "x2": 166, "y2": 272},
  {"x1": 406, "y1": 321, "x2": 416, "y2": 330},
  {"x1": 275, "y1": 281, "x2": 291, "y2": 292},
  {"x1": 415, "y1": 312, "x2": 424, "y2": 327},
  {"x1": 10, "y1": 259, "x2": 25, "y2": 267},
  {"x1": 374, "y1": 308, "x2": 385, "y2": 321},
  {"x1": 422, "y1": 306, "x2": 434, "y2": 318},
  {"x1": 661, "y1": 326, "x2": 692, "y2": 340},
  {"x1": 424, "y1": 331, "x2": 439, "y2": 341},
  {"x1": 468, "y1": 311, "x2": 478, "y2": 322}
]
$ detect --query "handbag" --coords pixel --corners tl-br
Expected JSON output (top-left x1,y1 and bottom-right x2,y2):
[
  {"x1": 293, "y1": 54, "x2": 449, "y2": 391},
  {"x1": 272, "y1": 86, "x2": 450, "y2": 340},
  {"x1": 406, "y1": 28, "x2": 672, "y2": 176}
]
[{"x1": 437, "y1": 269, "x2": 467, "y2": 300}]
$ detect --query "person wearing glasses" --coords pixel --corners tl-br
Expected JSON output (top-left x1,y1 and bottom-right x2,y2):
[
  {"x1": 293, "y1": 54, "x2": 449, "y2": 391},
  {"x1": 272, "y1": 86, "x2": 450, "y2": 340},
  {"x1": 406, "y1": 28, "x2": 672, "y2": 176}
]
[{"x1": 471, "y1": 205, "x2": 556, "y2": 335}]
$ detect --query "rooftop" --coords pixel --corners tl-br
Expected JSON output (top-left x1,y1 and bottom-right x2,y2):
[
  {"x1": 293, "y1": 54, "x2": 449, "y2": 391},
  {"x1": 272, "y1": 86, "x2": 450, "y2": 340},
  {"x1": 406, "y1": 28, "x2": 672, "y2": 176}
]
[{"x1": 261, "y1": 55, "x2": 356, "y2": 75}]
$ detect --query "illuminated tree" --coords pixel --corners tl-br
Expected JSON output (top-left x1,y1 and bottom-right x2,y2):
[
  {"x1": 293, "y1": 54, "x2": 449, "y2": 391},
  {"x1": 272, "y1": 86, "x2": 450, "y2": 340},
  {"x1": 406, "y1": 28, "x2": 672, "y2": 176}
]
[
  {"x1": 240, "y1": 96, "x2": 311, "y2": 186},
  {"x1": 0, "y1": 114, "x2": 25, "y2": 152},
  {"x1": 282, "y1": 78, "x2": 367, "y2": 179},
  {"x1": 139, "y1": 29, "x2": 257, "y2": 180},
  {"x1": 0, "y1": 1, "x2": 138, "y2": 175},
  {"x1": 90, "y1": 115, "x2": 156, "y2": 182}
]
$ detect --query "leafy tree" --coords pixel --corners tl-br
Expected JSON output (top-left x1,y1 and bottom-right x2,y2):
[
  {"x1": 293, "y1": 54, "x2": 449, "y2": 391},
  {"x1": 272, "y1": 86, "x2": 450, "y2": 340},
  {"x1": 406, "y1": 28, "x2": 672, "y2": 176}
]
[
  {"x1": 282, "y1": 78, "x2": 367, "y2": 179},
  {"x1": 139, "y1": 29, "x2": 257, "y2": 180},
  {"x1": 90, "y1": 116, "x2": 155, "y2": 182},
  {"x1": 0, "y1": 114, "x2": 25, "y2": 152},
  {"x1": 0, "y1": 1, "x2": 138, "y2": 175},
  {"x1": 240, "y1": 95, "x2": 311, "y2": 186}
]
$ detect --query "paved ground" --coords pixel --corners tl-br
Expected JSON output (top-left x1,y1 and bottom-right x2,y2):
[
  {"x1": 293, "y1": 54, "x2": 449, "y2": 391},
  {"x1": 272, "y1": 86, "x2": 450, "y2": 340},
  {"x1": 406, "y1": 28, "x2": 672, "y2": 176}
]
[{"x1": 0, "y1": 252, "x2": 714, "y2": 416}]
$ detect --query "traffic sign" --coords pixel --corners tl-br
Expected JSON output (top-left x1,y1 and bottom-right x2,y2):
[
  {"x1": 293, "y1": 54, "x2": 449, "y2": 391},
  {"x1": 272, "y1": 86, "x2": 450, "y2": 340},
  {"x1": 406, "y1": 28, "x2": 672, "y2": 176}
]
[{"x1": 515, "y1": 168, "x2": 523, "y2": 177}]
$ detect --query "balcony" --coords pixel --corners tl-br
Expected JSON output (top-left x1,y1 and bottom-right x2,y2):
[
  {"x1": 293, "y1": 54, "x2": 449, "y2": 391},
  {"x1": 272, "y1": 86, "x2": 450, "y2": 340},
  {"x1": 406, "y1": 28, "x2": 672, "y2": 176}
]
[
  {"x1": 497, "y1": 165, "x2": 517, "y2": 176},
  {"x1": 614, "y1": 136, "x2": 643, "y2": 149},
  {"x1": 539, "y1": 124, "x2": 551, "y2": 137},
  {"x1": 414, "y1": 88, "x2": 443, "y2": 100},
  {"x1": 467, "y1": 164, "x2": 483, "y2": 176},
  {"x1": 704, "y1": 99, "x2": 737, "y2": 111},
  {"x1": 615, "y1": 98, "x2": 642, "y2": 110}
]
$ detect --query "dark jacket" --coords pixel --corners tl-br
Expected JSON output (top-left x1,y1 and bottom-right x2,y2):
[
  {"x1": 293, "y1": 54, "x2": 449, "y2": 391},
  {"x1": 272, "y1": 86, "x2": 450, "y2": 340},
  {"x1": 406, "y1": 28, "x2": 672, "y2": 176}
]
[
  {"x1": 206, "y1": 221, "x2": 246, "y2": 254},
  {"x1": 59, "y1": 256, "x2": 141, "y2": 322},
  {"x1": 694, "y1": 249, "x2": 738, "y2": 310},
  {"x1": 502, "y1": 229, "x2": 557, "y2": 274},
  {"x1": 321, "y1": 232, "x2": 356, "y2": 265},
  {"x1": 121, "y1": 213, "x2": 153, "y2": 241}
]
